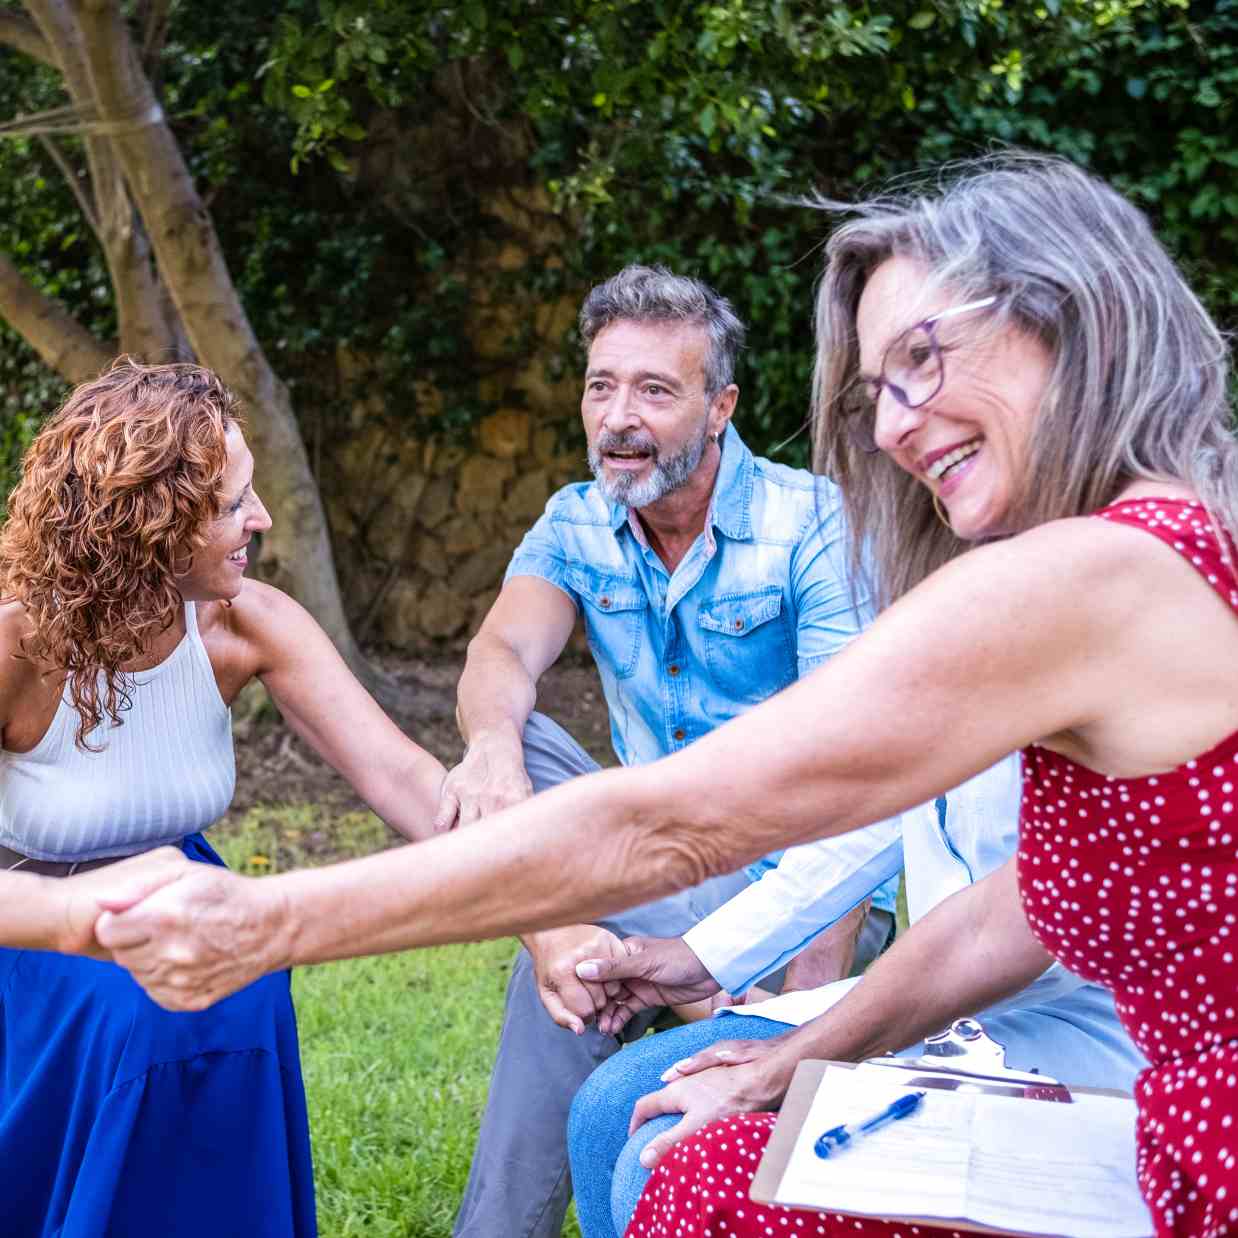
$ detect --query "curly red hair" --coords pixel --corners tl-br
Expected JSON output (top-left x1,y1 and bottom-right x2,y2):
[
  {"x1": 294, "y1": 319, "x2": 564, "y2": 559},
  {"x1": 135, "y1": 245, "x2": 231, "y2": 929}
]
[{"x1": 0, "y1": 358, "x2": 243, "y2": 747}]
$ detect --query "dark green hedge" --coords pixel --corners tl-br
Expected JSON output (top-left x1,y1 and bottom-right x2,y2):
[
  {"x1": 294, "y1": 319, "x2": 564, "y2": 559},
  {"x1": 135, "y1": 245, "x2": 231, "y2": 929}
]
[{"x1": 1, "y1": 0, "x2": 1233, "y2": 508}]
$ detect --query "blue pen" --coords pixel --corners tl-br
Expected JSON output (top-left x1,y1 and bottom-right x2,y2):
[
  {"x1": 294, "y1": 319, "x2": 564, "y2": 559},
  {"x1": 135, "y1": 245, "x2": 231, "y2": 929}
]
[{"x1": 813, "y1": 1090, "x2": 927, "y2": 1159}]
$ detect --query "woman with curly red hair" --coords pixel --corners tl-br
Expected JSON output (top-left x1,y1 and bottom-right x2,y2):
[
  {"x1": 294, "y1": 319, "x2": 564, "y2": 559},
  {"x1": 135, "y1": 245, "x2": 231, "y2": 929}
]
[{"x1": 0, "y1": 358, "x2": 448, "y2": 1237}]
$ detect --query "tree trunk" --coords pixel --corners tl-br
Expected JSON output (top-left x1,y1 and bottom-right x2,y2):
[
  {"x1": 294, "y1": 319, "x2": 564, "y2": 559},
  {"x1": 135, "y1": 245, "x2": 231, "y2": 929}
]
[
  {"x1": 0, "y1": 253, "x2": 113, "y2": 381},
  {"x1": 22, "y1": 0, "x2": 179, "y2": 361},
  {"x1": 6, "y1": 0, "x2": 384, "y2": 695}
]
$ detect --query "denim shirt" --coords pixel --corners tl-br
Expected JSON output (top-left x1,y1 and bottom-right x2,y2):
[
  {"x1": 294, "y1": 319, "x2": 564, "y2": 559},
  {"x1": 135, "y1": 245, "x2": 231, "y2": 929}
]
[
  {"x1": 506, "y1": 426, "x2": 868, "y2": 763},
  {"x1": 506, "y1": 426, "x2": 898, "y2": 914}
]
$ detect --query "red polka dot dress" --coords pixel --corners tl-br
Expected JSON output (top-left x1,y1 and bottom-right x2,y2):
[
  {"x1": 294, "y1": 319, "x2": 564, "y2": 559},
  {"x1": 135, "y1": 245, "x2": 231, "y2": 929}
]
[
  {"x1": 628, "y1": 499, "x2": 1238, "y2": 1238},
  {"x1": 1021, "y1": 499, "x2": 1238, "y2": 1237},
  {"x1": 626, "y1": 1109, "x2": 981, "y2": 1238}
]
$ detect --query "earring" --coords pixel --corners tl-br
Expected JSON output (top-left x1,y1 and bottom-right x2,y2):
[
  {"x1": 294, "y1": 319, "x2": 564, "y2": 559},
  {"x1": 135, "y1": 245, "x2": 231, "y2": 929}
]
[{"x1": 932, "y1": 493, "x2": 952, "y2": 532}]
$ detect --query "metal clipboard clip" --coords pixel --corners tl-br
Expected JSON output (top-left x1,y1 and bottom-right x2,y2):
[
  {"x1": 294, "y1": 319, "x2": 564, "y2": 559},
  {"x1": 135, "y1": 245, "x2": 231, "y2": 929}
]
[{"x1": 853, "y1": 1018, "x2": 1073, "y2": 1103}]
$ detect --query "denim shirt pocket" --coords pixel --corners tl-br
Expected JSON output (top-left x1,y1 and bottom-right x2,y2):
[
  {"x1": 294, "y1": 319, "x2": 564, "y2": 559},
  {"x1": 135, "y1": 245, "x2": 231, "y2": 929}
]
[
  {"x1": 572, "y1": 569, "x2": 648, "y2": 680},
  {"x1": 698, "y1": 585, "x2": 795, "y2": 704}
]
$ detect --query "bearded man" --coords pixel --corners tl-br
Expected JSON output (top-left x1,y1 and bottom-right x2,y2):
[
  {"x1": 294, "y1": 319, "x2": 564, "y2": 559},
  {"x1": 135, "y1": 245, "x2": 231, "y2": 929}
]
[{"x1": 442, "y1": 265, "x2": 900, "y2": 1238}]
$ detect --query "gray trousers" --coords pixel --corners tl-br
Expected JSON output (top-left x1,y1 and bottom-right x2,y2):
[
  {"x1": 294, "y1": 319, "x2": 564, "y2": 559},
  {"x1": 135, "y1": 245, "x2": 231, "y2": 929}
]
[
  {"x1": 452, "y1": 712, "x2": 892, "y2": 1238},
  {"x1": 453, "y1": 713, "x2": 751, "y2": 1238}
]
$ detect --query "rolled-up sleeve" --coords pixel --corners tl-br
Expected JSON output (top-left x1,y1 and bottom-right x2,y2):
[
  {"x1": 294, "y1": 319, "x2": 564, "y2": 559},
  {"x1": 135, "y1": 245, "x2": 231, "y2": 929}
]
[
  {"x1": 790, "y1": 489, "x2": 874, "y2": 677},
  {"x1": 504, "y1": 511, "x2": 578, "y2": 605}
]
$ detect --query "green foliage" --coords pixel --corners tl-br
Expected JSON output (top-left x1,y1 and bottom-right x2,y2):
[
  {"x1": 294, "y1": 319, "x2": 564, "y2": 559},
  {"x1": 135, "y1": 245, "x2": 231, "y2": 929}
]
[
  {"x1": 0, "y1": 0, "x2": 1233, "y2": 506},
  {"x1": 0, "y1": 335, "x2": 67, "y2": 517},
  {"x1": 257, "y1": 0, "x2": 1236, "y2": 462}
]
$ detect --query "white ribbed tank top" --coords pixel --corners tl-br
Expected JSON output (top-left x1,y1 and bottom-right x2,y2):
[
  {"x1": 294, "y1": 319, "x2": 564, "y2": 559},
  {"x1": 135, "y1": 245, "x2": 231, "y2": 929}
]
[{"x1": 0, "y1": 602, "x2": 236, "y2": 861}]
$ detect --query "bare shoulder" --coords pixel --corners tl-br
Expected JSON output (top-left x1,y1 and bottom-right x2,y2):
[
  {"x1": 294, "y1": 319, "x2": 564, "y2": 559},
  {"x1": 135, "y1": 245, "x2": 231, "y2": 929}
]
[
  {"x1": 193, "y1": 579, "x2": 321, "y2": 684},
  {"x1": 938, "y1": 515, "x2": 1179, "y2": 607},
  {"x1": 224, "y1": 578, "x2": 311, "y2": 630},
  {"x1": 888, "y1": 515, "x2": 1190, "y2": 668},
  {"x1": 1026, "y1": 507, "x2": 1223, "y2": 604},
  {"x1": 0, "y1": 600, "x2": 37, "y2": 667},
  {"x1": 0, "y1": 601, "x2": 39, "y2": 716},
  {"x1": 0, "y1": 599, "x2": 31, "y2": 648}
]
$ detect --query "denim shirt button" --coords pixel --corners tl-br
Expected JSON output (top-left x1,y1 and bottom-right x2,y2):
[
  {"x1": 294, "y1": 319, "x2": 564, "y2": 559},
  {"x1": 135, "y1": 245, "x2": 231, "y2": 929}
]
[
  {"x1": 673, "y1": 728, "x2": 685, "y2": 741},
  {"x1": 733, "y1": 619, "x2": 744, "y2": 630},
  {"x1": 669, "y1": 664, "x2": 680, "y2": 676},
  {"x1": 600, "y1": 596, "x2": 611, "y2": 608}
]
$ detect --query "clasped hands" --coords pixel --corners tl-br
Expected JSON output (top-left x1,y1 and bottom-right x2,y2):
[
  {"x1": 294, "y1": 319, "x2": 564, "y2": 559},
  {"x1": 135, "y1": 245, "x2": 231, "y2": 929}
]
[
  {"x1": 58, "y1": 847, "x2": 290, "y2": 1012},
  {"x1": 531, "y1": 930, "x2": 795, "y2": 1169}
]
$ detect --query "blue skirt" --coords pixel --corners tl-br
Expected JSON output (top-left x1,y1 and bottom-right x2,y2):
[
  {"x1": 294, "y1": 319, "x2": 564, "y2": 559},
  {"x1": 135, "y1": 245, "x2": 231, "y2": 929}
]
[{"x1": 0, "y1": 834, "x2": 316, "y2": 1237}]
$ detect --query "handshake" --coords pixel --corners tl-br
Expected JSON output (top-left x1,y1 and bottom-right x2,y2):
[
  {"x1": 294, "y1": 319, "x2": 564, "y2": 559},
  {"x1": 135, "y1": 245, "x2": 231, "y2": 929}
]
[
  {"x1": 48, "y1": 847, "x2": 286, "y2": 1011},
  {"x1": 525, "y1": 926, "x2": 772, "y2": 1037}
]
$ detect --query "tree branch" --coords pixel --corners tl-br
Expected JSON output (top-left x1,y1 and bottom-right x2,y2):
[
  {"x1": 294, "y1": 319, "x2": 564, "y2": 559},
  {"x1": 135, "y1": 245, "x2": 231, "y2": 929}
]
[
  {"x1": 0, "y1": 9, "x2": 54, "y2": 65},
  {"x1": 37, "y1": 133, "x2": 100, "y2": 236},
  {"x1": 0, "y1": 252, "x2": 112, "y2": 382},
  {"x1": 24, "y1": 0, "x2": 181, "y2": 359},
  {"x1": 74, "y1": 0, "x2": 377, "y2": 687},
  {"x1": 137, "y1": 0, "x2": 170, "y2": 78}
]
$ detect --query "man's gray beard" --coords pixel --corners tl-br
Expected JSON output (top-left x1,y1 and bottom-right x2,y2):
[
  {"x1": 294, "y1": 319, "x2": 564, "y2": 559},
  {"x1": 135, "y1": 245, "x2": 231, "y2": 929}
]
[{"x1": 588, "y1": 423, "x2": 711, "y2": 509}]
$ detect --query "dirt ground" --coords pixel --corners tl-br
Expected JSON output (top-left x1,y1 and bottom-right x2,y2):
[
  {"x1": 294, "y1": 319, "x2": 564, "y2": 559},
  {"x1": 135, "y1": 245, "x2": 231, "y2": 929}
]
[{"x1": 227, "y1": 648, "x2": 615, "y2": 823}]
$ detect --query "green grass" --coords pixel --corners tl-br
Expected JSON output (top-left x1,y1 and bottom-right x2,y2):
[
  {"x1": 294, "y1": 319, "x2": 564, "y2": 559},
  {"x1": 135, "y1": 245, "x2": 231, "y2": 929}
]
[{"x1": 213, "y1": 806, "x2": 582, "y2": 1237}]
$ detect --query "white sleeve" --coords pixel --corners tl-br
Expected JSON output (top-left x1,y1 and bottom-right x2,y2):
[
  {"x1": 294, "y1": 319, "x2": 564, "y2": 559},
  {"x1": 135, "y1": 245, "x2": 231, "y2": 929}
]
[{"x1": 682, "y1": 816, "x2": 905, "y2": 995}]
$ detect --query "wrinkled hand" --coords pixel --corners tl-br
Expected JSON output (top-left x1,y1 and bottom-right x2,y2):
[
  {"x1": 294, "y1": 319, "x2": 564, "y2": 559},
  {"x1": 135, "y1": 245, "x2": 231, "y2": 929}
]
[
  {"x1": 576, "y1": 935, "x2": 720, "y2": 1035},
  {"x1": 627, "y1": 1034, "x2": 796, "y2": 1169},
  {"x1": 431, "y1": 733, "x2": 533, "y2": 830},
  {"x1": 528, "y1": 924, "x2": 626, "y2": 1035},
  {"x1": 57, "y1": 846, "x2": 190, "y2": 959},
  {"x1": 94, "y1": 865, "x2": 293, "y2": 1011}
]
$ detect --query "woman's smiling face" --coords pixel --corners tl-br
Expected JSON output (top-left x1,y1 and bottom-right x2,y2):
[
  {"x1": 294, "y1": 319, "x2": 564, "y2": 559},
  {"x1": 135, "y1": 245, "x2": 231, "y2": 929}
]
[
  {"x1": 173, "y1": 423, "x2": 271, "y2": 602},
  {"x1": 855, "y1": 256, "x2": 1054, "y2": 540}
]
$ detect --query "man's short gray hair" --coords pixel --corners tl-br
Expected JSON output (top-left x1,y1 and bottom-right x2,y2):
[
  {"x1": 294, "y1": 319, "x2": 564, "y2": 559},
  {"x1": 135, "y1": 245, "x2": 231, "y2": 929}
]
[{"x1": 578, "y1": 264, "x2": 746, "y2": 400}]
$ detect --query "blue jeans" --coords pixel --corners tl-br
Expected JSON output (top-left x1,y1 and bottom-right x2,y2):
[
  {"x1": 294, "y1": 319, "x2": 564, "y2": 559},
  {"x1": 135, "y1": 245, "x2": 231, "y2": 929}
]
[{"x1": 567, "y1": 1015, "x2": 790, "y2": 1238}]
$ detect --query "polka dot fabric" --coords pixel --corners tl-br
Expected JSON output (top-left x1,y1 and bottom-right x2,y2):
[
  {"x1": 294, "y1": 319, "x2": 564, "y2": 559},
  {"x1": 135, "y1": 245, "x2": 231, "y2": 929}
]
[
  {"x1": 629, "y1": 500, "x2": 1238, "y2": 1238},
  {"x1": 625, "y1": 1112, "x2": 980, "y2": 1238},
  {"x1": 1021, "y1": 500, "x2": 1238, "y2": 1236}
]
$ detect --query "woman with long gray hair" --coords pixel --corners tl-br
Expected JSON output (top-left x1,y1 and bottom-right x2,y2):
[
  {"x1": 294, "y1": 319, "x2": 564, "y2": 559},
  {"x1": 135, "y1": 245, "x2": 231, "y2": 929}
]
[{"x1": 95, "y1": 154, "x2": 1237, "y2": 1237}]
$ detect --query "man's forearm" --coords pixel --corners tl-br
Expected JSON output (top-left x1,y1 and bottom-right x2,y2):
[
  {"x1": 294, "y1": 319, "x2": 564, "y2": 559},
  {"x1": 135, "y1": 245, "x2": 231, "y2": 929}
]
[
  {"x1": 459, "y1": 634, "x2": 549, "y2": 947},
  {"x1": 456, "y1": 633, "x2": 539, "y2": 746}
]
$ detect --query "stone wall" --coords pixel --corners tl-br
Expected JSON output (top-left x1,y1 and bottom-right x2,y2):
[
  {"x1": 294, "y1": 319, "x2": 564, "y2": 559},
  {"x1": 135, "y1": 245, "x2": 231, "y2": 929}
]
[
  {"x1": 315, "y1": 183, "x2": 597, "y2": 654},
  {"x1": 320, "y1": 367, "x2": 589, "y2": 654}
]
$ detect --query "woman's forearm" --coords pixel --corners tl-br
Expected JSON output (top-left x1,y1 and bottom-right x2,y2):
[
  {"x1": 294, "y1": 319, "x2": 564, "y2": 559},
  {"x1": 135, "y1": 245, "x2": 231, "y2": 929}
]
[
  {"x1": 367, "y1": 749, "x2": 449, "y2": 842},
  {"x1": 1, "y1": 872, "x2": 68, "y2": 951},
  {"x1": 264, "y1": 622, "x2": 1036, "y2": 969},
  {"x1": 294, "y1": 548, "x2": 1069, "y2": 965},
  {"x1": 272, "y1": 762, "x2": 690, "y2": 965}
]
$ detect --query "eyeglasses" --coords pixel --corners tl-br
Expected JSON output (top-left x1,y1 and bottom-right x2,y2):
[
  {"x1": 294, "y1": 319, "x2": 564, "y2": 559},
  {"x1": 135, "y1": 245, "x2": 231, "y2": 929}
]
[{"x1": 841, "y1": 296, "x2": 997, "y2": 454}]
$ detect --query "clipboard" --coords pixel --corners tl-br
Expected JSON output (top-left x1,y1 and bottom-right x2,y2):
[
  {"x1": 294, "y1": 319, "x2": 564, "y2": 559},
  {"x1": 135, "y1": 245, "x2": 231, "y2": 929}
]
[{"x1": 750, "y1": 1019, "x2": 1139, "y2": 1237}]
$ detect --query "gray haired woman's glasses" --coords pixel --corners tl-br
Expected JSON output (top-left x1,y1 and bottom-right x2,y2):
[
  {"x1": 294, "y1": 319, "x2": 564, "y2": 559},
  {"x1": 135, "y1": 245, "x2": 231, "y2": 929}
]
[{"x1": 842, "y1": 296, "x2": 998, "y2": 454}]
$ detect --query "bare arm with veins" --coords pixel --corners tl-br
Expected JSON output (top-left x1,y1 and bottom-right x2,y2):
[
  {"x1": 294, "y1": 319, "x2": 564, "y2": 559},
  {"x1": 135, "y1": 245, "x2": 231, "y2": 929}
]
[{"x1": 94, "y1": 518, "x2": 1214, "y2": 1009}]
